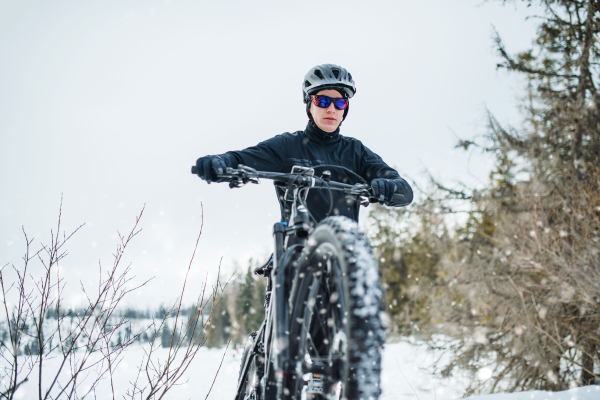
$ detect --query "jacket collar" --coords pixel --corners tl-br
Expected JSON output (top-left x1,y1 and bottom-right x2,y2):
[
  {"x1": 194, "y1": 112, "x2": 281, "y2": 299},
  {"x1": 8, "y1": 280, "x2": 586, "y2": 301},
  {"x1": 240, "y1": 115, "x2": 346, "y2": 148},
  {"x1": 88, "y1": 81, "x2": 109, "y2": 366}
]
[{"x1": 305, "y1": 121, "x2": 341, "y2": 144}]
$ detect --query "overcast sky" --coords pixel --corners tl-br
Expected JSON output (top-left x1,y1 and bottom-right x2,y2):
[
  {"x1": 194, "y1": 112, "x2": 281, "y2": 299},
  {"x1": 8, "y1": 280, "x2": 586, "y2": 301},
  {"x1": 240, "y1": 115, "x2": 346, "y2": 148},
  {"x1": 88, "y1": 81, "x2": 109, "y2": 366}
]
[{"x1": 0, "y1": 0, "x2": 540, "y2": 308}]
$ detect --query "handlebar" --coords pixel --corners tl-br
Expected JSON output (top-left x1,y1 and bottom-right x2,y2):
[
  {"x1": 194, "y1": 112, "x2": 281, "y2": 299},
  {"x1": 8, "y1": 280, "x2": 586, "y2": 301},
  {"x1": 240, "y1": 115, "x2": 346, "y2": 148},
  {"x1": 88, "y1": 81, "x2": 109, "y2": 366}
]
[{"x1": 191, "y1": 165, "x2": 406, "y2": 205}]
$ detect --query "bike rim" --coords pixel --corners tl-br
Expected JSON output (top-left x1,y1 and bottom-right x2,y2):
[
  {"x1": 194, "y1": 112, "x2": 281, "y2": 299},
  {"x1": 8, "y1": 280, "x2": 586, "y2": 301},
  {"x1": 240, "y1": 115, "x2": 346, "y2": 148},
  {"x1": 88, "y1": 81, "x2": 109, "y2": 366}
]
[{"x1": 296, "y1": 243, "x2": 349, "y2": 399}]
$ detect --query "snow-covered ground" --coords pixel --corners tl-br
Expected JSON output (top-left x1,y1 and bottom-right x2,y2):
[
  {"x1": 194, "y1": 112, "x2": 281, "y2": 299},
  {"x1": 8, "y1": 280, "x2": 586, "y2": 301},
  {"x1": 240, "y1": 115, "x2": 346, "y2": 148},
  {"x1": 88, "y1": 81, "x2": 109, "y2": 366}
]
[
  {"x1": 7, "y1": 341, "x2": 600, "y2": 399},
  {"x1": 462, "y1": 387, "x2": 600, "y2": 400}
]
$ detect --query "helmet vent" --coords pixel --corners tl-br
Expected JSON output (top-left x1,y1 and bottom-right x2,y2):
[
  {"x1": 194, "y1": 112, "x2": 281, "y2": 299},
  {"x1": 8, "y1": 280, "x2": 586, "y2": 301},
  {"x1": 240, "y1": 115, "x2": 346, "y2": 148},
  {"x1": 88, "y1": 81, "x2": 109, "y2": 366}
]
[{"x1": 302, "y1": 64, "x2": 356, "y2": 101}]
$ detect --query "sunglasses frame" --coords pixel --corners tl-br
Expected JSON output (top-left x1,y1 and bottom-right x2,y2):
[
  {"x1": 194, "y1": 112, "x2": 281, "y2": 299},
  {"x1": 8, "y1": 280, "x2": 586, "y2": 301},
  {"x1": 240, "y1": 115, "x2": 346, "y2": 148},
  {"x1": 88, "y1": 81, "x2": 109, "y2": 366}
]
[{"x1": 310, "y1": 95, "x2": 349, "y2": 110}]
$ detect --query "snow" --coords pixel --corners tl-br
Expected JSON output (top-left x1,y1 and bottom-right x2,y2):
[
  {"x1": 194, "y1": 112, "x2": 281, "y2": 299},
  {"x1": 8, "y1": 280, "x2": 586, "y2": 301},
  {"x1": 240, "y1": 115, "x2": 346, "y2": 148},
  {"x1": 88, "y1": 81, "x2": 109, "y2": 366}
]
[
  {"x1": 6, "y1": 341, "x2": 599, "y2": 399},
  {"x1": 7, "y1": 345, "x2": 242, "y2": 400},
  {"x1": 380, "y1": 339, "x2": 469, "y2": 399},
  {"x1": 462, "y1": 387, "x2": 600, "y2": 400},
  {"x1": 380, "y1": 342, "x2": 600, "y2": 400}
]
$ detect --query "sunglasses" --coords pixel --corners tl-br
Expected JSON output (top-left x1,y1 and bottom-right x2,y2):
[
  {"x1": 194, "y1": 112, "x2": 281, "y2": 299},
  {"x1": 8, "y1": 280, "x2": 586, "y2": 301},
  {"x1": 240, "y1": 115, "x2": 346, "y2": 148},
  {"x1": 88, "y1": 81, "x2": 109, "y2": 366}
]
[{"x1": 310, "y1": 95, "x2": 349, "y2": 110}]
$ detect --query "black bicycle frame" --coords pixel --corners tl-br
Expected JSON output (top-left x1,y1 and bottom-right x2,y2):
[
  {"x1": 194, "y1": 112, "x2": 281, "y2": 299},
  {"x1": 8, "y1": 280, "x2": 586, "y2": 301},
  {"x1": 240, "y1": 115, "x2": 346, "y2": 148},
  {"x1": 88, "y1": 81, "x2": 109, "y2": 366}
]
[{"x1": 235, "y1": 175, "x2": 319, "y2": 398}]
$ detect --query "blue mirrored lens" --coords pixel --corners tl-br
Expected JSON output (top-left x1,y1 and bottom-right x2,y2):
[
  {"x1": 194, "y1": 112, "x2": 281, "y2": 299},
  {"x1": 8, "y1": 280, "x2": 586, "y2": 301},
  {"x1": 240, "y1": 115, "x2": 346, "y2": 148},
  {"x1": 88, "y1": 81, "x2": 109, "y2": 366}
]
[
  {"x1": 334, "y1": 98, "x2": 348, "y2": 110},
  {"x1": 317, "y1": 96, "x2": 332, "y2": 108}
]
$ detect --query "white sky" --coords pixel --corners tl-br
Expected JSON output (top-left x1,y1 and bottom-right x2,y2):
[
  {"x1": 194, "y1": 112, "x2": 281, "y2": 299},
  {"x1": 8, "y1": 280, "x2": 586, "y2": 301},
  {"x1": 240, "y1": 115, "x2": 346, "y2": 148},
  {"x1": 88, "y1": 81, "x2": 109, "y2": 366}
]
[{"x1": 0, "y1": 0, "x2": 540, "y2": 308}]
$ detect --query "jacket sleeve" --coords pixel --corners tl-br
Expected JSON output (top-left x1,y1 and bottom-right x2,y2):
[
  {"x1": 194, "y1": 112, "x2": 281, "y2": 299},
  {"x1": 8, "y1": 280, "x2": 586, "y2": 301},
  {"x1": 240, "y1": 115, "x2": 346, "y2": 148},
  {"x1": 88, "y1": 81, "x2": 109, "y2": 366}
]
[
  {"x1": 358, "y1": 143, "x2": 413, "y2": 207},
  {"x1": 219, "y1": 134, "x2": 287, "y2": 173}
]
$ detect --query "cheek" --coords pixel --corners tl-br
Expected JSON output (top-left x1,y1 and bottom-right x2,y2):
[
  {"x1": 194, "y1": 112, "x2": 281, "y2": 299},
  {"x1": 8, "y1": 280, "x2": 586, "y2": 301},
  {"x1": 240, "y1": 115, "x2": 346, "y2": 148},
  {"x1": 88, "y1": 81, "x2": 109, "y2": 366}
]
[{"x1": 310, "y1": 104, "x2": 323, "y2": 118}]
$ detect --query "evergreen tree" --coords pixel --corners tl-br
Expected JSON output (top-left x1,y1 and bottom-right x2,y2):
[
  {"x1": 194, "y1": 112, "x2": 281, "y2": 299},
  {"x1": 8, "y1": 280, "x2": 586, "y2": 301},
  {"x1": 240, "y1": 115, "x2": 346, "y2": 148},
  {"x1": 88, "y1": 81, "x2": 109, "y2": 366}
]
[
  {"x1": 368, "y1": 203, "x2": 449, "y2": 337},
  {"x1": 161, "y1": 324, "x2": 173, "y2": 348},
  {"x1": 430, "y1": 0, "x2": 600, "y2": 392},
  {"x1": 233, "y1": 260, "x2": 267, "y2": 345},
  {"x1": 367, "y1": 1, "x2": 600, "y2": 392},
  {"x1": 492, "y1": 0, "x2": 600, "y2": 180},
  {"x1": 205, "y1": 292, "x2": 232, "y2": 348}
]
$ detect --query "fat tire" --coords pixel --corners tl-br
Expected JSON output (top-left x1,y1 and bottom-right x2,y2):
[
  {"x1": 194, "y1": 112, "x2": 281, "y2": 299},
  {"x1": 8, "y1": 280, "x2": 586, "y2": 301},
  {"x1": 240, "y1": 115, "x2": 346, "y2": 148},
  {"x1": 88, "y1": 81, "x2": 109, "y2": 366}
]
[{"x1": 289, "y1": 216, "x2": 384, "y2": 400}]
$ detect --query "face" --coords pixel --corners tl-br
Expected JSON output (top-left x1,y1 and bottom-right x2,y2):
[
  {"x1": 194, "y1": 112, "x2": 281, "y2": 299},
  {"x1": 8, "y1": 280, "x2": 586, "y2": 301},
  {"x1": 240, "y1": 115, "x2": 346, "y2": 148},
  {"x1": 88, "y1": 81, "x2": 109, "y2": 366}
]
[{"x1": 309, "y1": 89, "x2": 346, "y2": 133}]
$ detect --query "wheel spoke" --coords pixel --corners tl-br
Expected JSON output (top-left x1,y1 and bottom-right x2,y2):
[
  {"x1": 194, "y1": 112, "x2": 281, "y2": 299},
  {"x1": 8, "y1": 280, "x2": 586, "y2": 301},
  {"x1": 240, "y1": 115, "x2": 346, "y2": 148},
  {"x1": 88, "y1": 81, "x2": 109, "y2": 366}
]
[
  {"x1": 302, "y1": 257, "x2": 348, "y2": 394},
  {"x1": 284, "y1": 218, "x2": 384, "y2": 400},
  {"x1": 306, "y1": 333, "x2": 319, "y2": 356}
]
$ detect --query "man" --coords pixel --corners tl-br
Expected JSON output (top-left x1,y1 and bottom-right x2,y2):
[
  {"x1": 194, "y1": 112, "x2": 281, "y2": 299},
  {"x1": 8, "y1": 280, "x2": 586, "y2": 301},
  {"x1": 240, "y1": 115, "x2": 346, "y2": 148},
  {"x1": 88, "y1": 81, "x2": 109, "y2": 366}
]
[{"x1": 194, "y1": 63, "x2": 412, "y2": 221}]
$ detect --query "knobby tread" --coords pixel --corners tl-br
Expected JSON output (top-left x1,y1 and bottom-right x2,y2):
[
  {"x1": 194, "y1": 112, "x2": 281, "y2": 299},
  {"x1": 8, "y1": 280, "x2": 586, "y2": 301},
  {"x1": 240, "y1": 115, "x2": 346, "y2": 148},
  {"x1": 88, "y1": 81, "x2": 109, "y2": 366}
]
[{"x1": 301, "y1": 216, "x2": 385, "y2": 400}]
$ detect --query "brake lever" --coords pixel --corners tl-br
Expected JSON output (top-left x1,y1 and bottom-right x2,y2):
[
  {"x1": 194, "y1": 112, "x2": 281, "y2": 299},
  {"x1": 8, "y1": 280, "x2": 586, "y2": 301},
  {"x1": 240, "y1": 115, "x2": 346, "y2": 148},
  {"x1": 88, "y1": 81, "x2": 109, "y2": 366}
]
[
  {"x1": 358, "y1": 195, "x2": 370, "y2": 207},
  {"x1": 346, "y1": 184, "x2": 372, "y2": 207},
  {"x1": 227, "y1": 176, "x2": 258, "y2": 188},
  {"x1": 355, "y1": 184, "x2": 387, "y2": 205},
  {"x1": 349, "y1": 184, "x2": 387, "y2": 206},
  {"x1": 238, "y1": 165, "x2": 258, "y2": 174},
  {"x1": 222, "y1": 166, "x2": 260, "y2": 188},
  {"x1": 221, "y1": 167, "x2": 245, "y2": 188}
]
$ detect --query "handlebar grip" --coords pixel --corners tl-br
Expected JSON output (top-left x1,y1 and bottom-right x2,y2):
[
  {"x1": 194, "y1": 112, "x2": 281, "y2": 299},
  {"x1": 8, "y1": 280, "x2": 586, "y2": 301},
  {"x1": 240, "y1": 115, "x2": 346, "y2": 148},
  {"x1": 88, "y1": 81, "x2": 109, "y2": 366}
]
[{"x1": 191, "y1": 166, "x2": 197, "y2": 174}]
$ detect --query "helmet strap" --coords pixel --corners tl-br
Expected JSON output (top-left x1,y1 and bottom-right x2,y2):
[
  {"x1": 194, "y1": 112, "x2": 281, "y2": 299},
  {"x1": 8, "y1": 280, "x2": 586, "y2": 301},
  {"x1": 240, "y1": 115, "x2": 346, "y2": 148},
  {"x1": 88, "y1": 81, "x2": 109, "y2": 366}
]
[{"x1": 305, "y1": 101, "x2": 314, "y2": 124}]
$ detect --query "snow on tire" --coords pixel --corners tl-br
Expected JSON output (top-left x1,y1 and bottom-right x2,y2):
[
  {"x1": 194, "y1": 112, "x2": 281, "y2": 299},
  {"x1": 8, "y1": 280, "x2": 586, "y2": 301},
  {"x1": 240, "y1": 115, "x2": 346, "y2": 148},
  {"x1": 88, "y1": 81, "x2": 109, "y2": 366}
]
[{"x1": 300, "y1": 216, "x2": 385, "y2": 400}]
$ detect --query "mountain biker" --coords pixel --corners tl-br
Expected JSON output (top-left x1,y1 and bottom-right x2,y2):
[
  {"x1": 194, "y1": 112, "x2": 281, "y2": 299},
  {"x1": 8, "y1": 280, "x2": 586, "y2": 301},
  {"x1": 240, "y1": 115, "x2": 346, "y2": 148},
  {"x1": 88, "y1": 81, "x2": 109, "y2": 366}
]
[{"x1": 194, "y1": 63, "x2": 413, "y2": 222}]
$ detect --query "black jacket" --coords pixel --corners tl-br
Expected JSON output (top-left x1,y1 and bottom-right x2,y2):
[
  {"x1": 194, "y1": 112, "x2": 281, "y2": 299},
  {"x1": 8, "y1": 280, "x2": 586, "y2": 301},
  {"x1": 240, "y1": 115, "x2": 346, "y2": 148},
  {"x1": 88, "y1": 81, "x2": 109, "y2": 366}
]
[{"x1": 219, "y1": 122, "x2": 413, "y2": 223}]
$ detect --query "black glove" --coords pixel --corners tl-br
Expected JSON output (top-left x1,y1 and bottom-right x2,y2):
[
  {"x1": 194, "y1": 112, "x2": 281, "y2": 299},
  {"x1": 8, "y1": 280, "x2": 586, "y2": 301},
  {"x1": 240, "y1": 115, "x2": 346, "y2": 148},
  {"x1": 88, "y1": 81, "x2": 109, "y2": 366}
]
[
  {"x1": 371, "y1": 178, "x2": 397, "y2": 203},
  {"x1": 195, "y1": 156, "x2": 227, "y2": 183}
]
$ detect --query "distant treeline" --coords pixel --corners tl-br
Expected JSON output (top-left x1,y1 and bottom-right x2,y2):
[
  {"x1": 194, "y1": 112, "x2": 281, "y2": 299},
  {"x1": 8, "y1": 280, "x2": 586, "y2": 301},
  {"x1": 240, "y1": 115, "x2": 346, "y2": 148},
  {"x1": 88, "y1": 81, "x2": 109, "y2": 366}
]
[
  {"x1": 42, "y1": 305, "x2": 195, "y2": 321},
  {"x1": 203, "y1": 259, "x2": 267, "y2": 348},
  {"x1": 0, "y1": 263, "x2": 267, "y2": 354}
]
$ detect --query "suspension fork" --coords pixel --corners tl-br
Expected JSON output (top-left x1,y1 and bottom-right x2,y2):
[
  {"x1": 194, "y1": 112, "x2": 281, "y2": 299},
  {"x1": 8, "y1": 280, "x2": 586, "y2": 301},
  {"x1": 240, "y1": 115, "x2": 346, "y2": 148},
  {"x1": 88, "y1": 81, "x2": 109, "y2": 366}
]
[
  {"x1": 273, "y1": 222, "x2": 288, "y2": 370},
  {"x1": 266, "y1": 196, "x2": 311, "y2": 397},
  {"x1": 263, "y1": 222, "x2": 289, "y2": 386}
]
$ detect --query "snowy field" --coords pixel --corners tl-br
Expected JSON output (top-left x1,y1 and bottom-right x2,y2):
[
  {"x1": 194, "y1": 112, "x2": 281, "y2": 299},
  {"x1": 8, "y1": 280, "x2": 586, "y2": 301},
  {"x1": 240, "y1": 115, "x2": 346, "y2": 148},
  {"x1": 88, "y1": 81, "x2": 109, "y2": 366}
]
[{"x1": 8, "y1": 340, "x2": 600, "y2": 400}]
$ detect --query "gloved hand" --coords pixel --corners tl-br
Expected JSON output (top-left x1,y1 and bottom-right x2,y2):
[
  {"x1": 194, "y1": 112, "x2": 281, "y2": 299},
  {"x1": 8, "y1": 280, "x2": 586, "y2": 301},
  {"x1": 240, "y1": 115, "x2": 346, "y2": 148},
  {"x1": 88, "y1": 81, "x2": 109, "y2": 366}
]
[
  {"x1": 371, "y1": 178, "x2": 397, "y2": 203},
  {"x1": 195, "y1": 156, "x2": 227, "y2": 183}
]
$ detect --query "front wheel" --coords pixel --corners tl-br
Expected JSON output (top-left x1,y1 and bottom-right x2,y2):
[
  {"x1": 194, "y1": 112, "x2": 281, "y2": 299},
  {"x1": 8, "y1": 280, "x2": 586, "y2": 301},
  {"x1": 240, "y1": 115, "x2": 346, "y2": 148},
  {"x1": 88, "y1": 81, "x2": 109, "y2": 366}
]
[{"x1": 287, "y1": 216, "x2": 385, "y2": 400}]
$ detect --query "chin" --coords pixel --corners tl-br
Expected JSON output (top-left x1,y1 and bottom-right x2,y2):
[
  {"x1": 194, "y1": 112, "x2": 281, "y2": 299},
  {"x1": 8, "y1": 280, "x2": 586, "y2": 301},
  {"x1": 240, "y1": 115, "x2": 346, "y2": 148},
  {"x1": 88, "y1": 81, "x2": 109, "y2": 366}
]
[{"x1": 319, "y1": 122, "x2": 338, "y2": 132}]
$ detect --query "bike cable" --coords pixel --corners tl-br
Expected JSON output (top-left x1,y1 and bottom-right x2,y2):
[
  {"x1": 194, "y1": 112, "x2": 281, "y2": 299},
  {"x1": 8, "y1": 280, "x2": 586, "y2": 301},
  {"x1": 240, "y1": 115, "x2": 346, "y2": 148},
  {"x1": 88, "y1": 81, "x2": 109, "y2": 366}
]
[
  {"x1": 298, "y1": 187, "x2": 318, "y2": 224},
  {"x1": 313, "y1": 165, "x2": 364, "y2": 219},
  {"x1": 315, "y1": 164, "x2": 368, "y2": 184},
  {"x1": 300, "y1": 176, "x2": 335, "y2": 222},
  {"x1": 320, "y1": 178, "x2": 334, "y2": 219}
]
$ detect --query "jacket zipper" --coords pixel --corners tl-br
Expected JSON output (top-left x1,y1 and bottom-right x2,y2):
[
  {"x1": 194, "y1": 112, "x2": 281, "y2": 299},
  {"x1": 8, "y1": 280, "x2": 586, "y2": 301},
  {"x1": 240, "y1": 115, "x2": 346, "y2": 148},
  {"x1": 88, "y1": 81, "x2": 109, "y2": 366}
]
[
  {"x1": 319, "y1": 143, "x2": 333, "y2": 213},
  {"x1": 320, "y1": 143, "x2": 329, "y2": 167}
]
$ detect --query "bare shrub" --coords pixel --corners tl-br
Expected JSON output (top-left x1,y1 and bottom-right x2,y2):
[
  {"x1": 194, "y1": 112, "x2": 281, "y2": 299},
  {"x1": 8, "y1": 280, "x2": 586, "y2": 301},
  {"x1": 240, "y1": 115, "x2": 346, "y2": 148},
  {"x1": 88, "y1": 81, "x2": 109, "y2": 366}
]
[
  {"x1": 0, "y1": 200, "x2": 230, "y2": 400},
  {"x1": 430, "y1": 169, "x2": 600, "y2": 393},
  {"x1": 125, "y1": 261, "x2": 232, "y2": 399}
]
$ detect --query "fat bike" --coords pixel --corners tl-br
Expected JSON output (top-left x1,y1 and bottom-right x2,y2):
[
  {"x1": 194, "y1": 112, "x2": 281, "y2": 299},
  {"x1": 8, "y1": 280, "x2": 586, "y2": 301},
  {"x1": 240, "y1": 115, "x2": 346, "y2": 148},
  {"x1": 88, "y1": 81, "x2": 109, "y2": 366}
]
[{"x1": 191, "y1": 164, "x2": 407, "y2": 400}]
